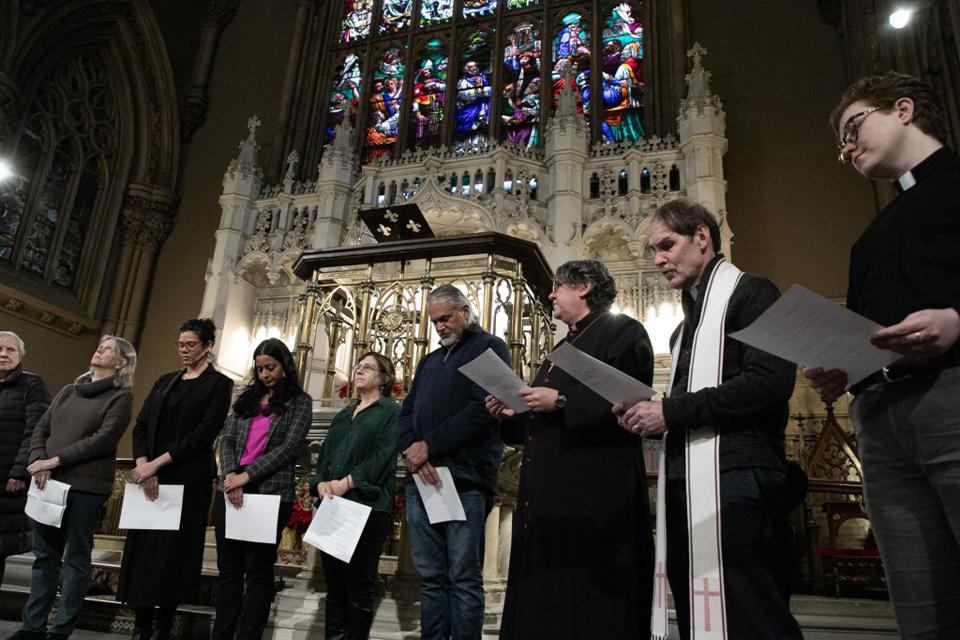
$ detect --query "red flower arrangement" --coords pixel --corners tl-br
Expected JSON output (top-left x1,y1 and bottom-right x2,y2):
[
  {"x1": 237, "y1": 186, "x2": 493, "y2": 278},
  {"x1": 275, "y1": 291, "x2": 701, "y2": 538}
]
[
  {"x1": 338, "y1": 382, "x2": 350, "y2": 398},
  {"x1": 286, "y1": 484, "x2": 314, "y2": 533}
]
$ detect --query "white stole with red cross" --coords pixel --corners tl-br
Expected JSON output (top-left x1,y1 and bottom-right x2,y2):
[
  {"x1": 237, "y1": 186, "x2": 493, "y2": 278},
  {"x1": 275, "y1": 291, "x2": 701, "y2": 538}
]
[{"x1": 651, "y1": 259, "x2": 742, "y2": 640}]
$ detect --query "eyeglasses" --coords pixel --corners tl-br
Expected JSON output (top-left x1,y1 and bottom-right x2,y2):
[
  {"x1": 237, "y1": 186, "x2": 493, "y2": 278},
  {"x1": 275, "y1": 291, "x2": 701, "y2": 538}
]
[
  {"x1": 837, "y1": 106, "x2": 882, "y2": 163},
  {"x1": 353, "y1": 364, "x2": 381, "y2": 374},
  {"x1": 175, "y1": 341, "x2": 201, "y2": 351}
]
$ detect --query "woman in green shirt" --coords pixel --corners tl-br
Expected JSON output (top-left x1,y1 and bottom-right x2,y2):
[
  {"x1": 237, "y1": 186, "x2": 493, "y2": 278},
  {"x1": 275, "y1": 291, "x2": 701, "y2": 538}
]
[{"x1": 311, "y1": 351, "x2": 399, "y2": 640}]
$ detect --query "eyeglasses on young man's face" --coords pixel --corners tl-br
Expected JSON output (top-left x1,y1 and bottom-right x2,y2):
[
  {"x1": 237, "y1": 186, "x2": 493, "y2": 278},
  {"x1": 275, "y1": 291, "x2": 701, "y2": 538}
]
[{"x1": 837, "y1": 106, "x2": 883, "y2": 163}]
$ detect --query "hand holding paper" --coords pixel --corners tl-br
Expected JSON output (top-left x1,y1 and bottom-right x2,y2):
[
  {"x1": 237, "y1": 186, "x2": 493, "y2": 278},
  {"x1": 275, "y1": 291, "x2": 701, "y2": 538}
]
[
  {"x1": 25, "y1": 478, "x2": 71, "y2": 527},
  {"x1": 458, "y1": 349, "x2": 529, "y2": 413},
  {"x1": 545, "y1": 342, "x2": 656, "y2": 406},
  {"x1": 728, "y1": 284, "x2": 899, "y2": 387},
  {"x1": 413, "y1": 466, "x2": 466, "y2": 524},
  {"x1": 224, "y1": 493, "x2": 281, "y2": 544},
  {"x1": 303, "y1": 496, "x2": 372, "y2": 563},
  {"x1": 118, "y1": 483, "x2": 184, "y2": 530}
]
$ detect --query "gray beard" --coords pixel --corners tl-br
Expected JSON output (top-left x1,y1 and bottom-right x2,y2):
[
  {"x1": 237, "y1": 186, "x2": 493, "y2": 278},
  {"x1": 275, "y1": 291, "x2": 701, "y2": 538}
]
[{"x1": 440, "y1": 334, "x2": 459, "y2": 347}]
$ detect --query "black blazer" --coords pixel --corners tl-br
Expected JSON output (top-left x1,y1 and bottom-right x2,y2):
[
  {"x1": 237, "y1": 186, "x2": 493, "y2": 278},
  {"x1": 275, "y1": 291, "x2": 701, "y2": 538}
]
[{"x1": 132, "y1": 365, "x2": 233, "y2": 481}]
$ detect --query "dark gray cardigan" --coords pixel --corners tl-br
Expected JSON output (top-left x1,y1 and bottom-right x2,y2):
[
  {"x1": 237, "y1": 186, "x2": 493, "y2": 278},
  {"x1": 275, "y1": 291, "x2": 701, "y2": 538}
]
[{"x1": 30, "y1": 375, "x2": 133, "y2": 495}]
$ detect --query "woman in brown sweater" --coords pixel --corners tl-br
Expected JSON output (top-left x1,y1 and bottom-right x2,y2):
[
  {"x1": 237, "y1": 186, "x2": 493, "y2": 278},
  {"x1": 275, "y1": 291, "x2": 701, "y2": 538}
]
[{"x1": 8, "y1": 335, "x2": 136, "y2": 640}]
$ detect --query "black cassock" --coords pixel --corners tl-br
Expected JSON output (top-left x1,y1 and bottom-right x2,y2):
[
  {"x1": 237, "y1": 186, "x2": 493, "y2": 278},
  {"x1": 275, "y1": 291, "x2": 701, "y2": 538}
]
[{"x1": 499, "y1": 309, "x2": 655, "y2": 640}]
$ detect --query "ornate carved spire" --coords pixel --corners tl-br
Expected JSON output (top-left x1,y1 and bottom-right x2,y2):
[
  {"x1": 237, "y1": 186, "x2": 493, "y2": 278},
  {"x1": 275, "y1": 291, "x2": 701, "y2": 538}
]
[
  {"x1": 680, "y1": 42, "x2": 723, "y2": 116},
  {"x1": 224, "y1": 115, "x2": 263, "y2": 183},
  {"x1": 320, "y1": 111, "x2": 356, "y2": 168}
]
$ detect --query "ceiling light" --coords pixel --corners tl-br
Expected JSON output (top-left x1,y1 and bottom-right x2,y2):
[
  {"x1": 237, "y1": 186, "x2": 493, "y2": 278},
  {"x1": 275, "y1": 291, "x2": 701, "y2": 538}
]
[{"x1": 889, "y1": 9, "x2": 913, "y2": 29}]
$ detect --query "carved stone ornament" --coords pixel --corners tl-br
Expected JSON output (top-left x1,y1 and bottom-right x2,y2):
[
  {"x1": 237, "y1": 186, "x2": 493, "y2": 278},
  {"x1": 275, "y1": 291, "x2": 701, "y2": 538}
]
[
  {"x1": 225, "y1": 115, "x2": 264, "y2": 184},
  {"x1": 680, "y1": 42, "x2": 723, "y2": 116},
  {"x1": 120, "y1": 195, "x2": 176, "y2": 250}
]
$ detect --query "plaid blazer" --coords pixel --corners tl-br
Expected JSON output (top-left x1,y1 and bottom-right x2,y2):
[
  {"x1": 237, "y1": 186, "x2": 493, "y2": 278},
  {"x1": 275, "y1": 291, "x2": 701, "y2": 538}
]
[{"x1": 217, "y1": 392, "x2": 313, "y2": 501}]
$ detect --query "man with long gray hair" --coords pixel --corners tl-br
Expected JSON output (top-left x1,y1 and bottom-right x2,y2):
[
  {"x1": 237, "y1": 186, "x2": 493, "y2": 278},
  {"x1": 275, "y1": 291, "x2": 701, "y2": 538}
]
[
  {"x1": 0, "y1": 331, "x2": 49, "y2": 586},
  {"x1": 399, "y1": 284, "x2": 509, "y2": 640}
]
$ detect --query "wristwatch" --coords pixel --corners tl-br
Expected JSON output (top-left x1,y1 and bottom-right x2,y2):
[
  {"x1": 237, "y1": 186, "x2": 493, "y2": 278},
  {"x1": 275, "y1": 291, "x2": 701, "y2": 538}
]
[{"x1": 555, "y1": 393, "x2": 567, "y2": 409}]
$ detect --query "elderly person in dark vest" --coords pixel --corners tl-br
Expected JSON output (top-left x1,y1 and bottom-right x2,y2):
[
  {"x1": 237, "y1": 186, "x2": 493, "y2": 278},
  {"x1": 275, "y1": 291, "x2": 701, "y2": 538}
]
[
  {"x1": 486, "y1": 260, "x2": 655, "y2": 640},
  {"x1": 7, "y1": 335, "x2": 136, "y2": 640},
  {"x1": 0, "y1": 331, "x2": 49, "y2": 586}
]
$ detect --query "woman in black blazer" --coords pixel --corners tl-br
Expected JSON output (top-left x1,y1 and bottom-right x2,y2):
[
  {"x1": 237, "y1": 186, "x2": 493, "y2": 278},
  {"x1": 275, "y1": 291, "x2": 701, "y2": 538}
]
[{"x1": 117, "y1": 318, "x2": 233, "y2": 640}]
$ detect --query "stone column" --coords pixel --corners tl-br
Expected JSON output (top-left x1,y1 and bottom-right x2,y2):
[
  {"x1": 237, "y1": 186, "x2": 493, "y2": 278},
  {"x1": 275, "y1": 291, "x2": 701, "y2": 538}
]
[
  {"x1": 483, "y1": 502, "x2": 502, "y2": 580},
  {"x1": 101, "y1": 183, "x2": 178, "y2": 344},
  {"x1": 544, "y1": 68, "x2": 589, "y2": 268},
  {"x1": 676, "y1": 43, "x2": 731, "y2": 256}
]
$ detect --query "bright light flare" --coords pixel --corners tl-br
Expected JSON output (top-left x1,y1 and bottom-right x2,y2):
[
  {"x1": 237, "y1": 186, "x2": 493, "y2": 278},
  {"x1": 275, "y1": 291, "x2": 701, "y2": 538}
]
[
  {"x1": 889, "y1": 9, "x2": 913, "y2": 29},
  {"x1": 0, "y1": 160, "x2": 13, "y2": 182}
]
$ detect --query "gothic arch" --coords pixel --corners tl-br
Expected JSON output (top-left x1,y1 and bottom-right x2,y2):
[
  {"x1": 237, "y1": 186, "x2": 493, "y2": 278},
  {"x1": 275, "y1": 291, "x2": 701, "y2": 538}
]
[
  {"x1": 1, "y1": 0, "x2": 180, "y2": 341},
  {"x1": 583, "y1": 218, "x2": 639, "y2": 261}
]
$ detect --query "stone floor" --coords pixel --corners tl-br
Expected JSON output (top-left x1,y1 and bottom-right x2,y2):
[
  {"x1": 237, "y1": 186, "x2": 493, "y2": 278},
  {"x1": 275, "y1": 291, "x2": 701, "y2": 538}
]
[{"x1": 0, "y1": 618, "x2": 129, "y2": 640}]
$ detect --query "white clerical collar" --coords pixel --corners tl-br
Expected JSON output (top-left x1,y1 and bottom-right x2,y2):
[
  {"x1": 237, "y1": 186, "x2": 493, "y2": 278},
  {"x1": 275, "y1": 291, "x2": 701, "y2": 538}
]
[{"x1": 897, "y1": 170, "x2": 917, "y2": 191}]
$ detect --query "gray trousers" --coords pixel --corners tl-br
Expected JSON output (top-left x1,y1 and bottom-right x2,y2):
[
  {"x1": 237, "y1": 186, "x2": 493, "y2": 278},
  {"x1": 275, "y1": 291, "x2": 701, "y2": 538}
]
[{"x1": 851, "y1": 364, "x2": 960, "y2": 640}]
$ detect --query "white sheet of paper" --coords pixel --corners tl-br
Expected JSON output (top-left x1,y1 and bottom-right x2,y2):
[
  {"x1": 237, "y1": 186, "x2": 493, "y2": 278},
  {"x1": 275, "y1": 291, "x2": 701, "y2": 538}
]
[
  {"x1": 25, "y1": 478, "x2": 71, "y2": 527},
  {"x1": 546, "y1": 342, "x2": 656, "y2": 406},
  {"x1": 302, "y1": 496, "x2": 372, "y2": 563},
  {"x1": 413, "y1": 467, "x2": 466, "y2": 524},
  {"x1": 118, "y1": 483, "x2": 184, "y2": 530},
  {"x1": 458, "y1": 348, "x2": 530, "y2": 413},
  {"x1": 728, "y1": 284, "x2": 899, "y2": 387},
  {"x1": 224, "y1": 493, "x2": 281, "y2": 544}
]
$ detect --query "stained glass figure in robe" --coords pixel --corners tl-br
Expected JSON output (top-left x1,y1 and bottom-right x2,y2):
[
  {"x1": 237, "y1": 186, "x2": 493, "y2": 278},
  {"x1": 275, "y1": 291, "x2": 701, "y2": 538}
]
[
  {"x1": 507, "y1": 0, "x2": 539, "y2": 8},
  {"x1": 502, "y1": 22, "x2": 541, "y2": 148},
  {"x1": 380, "y1": 0, "x2": 412, "y2": 33},
  {"x1": 600, "y1": 2, "x2": 645, "y2": 141},
  {"x1": 420, "y1": 0, "x2": 453, "y2": 25},
  {"x1": 462, "y1": 0, "x2": 497, "y2": 19},
  {"x1": 410, "y1": 40, "x2": 448, "y2": 149},
  {"x1": 340, "y1": 0, "x2": 373, "y2": 42},
  {"x1": 325, "y1": 54, "x2": 362, "y2": 144},
  {"x1": 364, "y1": 48, "x2": 405, "y2": 163},
  {"x1": 453, "y1": 31, "x2": 493, "y2": 148},
  {"x1": 551, "y1": 12, "x2": 591, "y2": 116}
]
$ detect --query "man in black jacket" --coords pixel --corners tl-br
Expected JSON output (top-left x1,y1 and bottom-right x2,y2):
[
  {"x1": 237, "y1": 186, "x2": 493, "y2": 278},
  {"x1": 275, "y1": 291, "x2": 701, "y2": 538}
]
[
  {"x1": 807, "y1": 72, "x2": 960, "y2": 639},
  {"x1": 619, "y1": 199, "x2": 802, "y2": 639},
  {"x1": 0, "y1": 331, "x2": 50, "y2": 585},
  {"x1": 399, "y1": 284, "x2": 509, "y2": 640}
]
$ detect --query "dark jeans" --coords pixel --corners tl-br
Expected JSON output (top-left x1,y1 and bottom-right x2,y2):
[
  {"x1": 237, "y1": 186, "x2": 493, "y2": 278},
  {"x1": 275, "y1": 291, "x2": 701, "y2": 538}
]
[
  {"x1": 320, "y1": 509, "x2": 390, "y2": 640},
  {"x1": 665, "y1": 468, "x2": 802, "y2": 640},
  {"x1": 852, "y1": 365, "x2": 960, "y2": 639},
  {"x1": 22, "y1": 490, "x2": 105, "y2": 635},
  {"x1": 404, "y1": 484, "x2": 486, "y2": 640},
  {"x1": 211, "y1": 491, "x2": 292, "y2": 640}
]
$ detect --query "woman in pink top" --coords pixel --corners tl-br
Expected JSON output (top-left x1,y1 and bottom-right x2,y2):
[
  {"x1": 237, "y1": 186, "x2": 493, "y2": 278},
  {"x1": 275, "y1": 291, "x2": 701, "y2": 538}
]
[{"x1": 213, "y1": 338, "x2": 313, "y2": 640}]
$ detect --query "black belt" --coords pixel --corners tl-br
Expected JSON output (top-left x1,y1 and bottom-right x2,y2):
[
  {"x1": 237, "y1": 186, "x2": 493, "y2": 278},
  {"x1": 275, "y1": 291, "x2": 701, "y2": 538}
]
[{"x1": 852, "y1": 358, "x2": 950, "y2": 394}]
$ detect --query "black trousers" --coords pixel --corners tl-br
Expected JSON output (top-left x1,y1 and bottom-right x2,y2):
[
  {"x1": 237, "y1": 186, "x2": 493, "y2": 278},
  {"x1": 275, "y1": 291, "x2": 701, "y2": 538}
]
[
  {"x1": 665, "y1": 468, "x2": 803, "y2": 640},
  {"x1": 320, "y1": 510, "x2": 391, "y2": 640},
  {"x1": 211, "y1": 491, "x2": 292, "y2": 640}
]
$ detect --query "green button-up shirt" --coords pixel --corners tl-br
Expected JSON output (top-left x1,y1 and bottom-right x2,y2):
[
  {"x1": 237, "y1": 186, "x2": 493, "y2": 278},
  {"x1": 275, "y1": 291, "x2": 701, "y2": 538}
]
[{"x1": 311, "y1": 397, "x2": 399, "y2": 512}]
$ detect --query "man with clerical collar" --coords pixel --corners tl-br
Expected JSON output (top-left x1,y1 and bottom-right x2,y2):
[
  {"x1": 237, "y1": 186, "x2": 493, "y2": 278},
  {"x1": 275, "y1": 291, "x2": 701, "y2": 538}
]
[
  {"x1": 618, "y1": 199, "x2": 802, "y2": 640},
  {"x1": 399, "y1": 283, "x2": 508, "y2": 640},
  {"x1": 486, "y1": 260, "x2": 655, "y2": 639},
  {"x1": 807, "y1": 72, "x2": 960, "y2": 638}
]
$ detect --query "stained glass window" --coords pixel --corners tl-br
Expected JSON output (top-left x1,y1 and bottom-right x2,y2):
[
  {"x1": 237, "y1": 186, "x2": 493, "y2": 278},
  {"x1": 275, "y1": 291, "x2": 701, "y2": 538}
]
[
  {"x1": 501, "y1": 21, "x2": 541, "y2": 149},
  {"x1": 420, "y1": 0, "x2": 454, "y2": 25},
  {"x1": 379, "y1": 0, "x2": 412, "y2": 33},
  {"x1": 462, "y1": 0, "x2": 497, "y2": 19},
  {"x1": 508, "y1": 0, "x2": 539, "y2": 7},
  {"x1": 453, "y1": 30, "x2": 493, "y2": 149},
  {"x1": 0, "y1": 129, "x2": 41, "y2": 262},
  {"x1": 364, "y1": 47, "x2": 405, "y2": 163},
  {"x1": 600, "y1": 2, "x2": 645, "y2": 141},
  {"x1": 551, "y1": 12, "x2": 591, "y2": 117},
  {"x1": 340, "y1": 0, "x2": 373, "y2": 42},
  {"x1": 409, "y1": 40, "x2": 448, "y2": 149},
  {"x1": 54, "y1": 159, "x2": 96, "y2": 288},
  {"x1": 325, "y1": 54, "x2": 363, "y2": 145}
]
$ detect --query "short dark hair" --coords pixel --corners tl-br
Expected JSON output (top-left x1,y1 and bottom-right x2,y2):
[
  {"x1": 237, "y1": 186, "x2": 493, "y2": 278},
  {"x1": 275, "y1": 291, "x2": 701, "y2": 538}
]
[
  {"x1": 233, "y1": 338, "x2": 306, "y2": 418},
  {"x1": 554, "y1": 260, "x2": 617, "y2": 311},
  {"x1": 179, "y1": 318, "x2": 217, "y2": 344},
  {"x1": 356, "y1": 351, "x2": 397, "y2": 397},
  {"x1": 650, "y1": 198, "x2": 722, "y2": 253},
  {"x1": 830, "y1": 71, "x2": 948, "y2": 144}
]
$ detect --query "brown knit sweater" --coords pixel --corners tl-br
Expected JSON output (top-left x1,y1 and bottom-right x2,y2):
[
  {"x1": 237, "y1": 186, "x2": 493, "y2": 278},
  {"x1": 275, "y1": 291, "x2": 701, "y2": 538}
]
[{"x1": 29, "y1": 375, "x2": 133, "y2": 495}]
